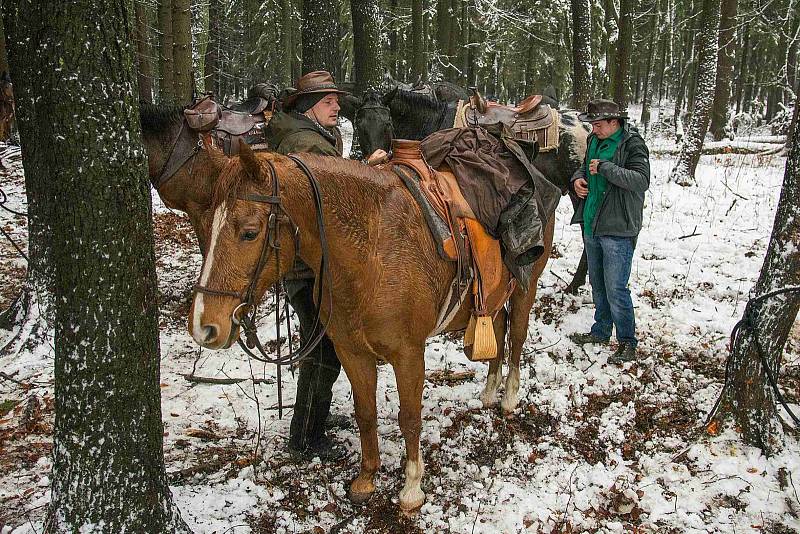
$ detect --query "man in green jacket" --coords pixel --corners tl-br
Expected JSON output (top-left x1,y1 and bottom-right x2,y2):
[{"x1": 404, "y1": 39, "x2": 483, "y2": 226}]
[
  {"x1": 568, "y1": 99, "x2": 650, "y2": 364},
  {"x1": 264, "y1": 71, "x2": 348, "y2": 460}
]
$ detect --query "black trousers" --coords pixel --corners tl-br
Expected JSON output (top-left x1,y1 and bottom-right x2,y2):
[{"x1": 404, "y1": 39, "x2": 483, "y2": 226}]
[{"x1": 285, "y1": 278, "x2": 341, "y2": 449}]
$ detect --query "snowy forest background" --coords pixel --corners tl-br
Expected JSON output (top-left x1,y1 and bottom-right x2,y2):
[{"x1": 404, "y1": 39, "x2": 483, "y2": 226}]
[{"x1": 0, "y1": 0, "x2": 800, "y2": 532}]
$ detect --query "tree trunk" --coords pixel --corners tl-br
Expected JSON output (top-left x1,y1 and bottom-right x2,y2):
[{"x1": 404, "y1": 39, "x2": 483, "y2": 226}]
[
  {"x1": 571, "y1": 0, "x2": 592, "y2": 110},
  {"x1": 302, "y1": 0, "x2": 340, "y2": 73},
  {"x1": 351, "y1": 0, "x2": 384, "y2": 94},
  {"x1": 709, "y1": 0, "x2": 737, "y2": 140},
  {"x1": 279, "y1": 0, "x2": 292, "y2": 86},
  {"x1": 205, "y1": 0, "x2": 220, "y2": 95},
  {"x1": 436, "y1": 0, "x2": 450, "y2": 71},
  {"x1": 735, "y1": 25, "x2": 749, "y2": 112},
  {"x1": 134, "y1": 0, "x2": 153, "y2": 104},
  {"x1": 671, "y1": 0, "x2": 721, "y2": 185},
  {"x1": 611, "y1": 0, "x2": 635, "y2": 109},
  {"x1": 6, "y1": 0, "x2": 191, "y2": 530},
  {"x1": 0, "y1": 14, "x2": 8, "y2": 76},
  {"x1": 640, "y1": 0, "x2": 660, "y2": 134},
  {"x1": 172, "y1": 0, "x2": 192, "y2": 103},
  {"x1": 409, "y1": 0, "x2": 425, "y2": 81},
  {"x1": 158, "y1": 0, "x2": 174, "y2": 104},
  {"x1": 711, "y1": 113, "x2": 800, "y2": 455}
]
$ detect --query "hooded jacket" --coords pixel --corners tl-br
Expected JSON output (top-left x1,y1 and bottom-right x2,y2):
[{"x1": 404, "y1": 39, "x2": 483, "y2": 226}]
[{"x1": 264, "y1": 111, "x2": 343, "y2": 156}]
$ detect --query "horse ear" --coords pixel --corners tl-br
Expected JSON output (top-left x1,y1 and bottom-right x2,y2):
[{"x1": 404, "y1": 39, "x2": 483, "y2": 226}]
[
  {"x1": 382, "y1": 87, "x2": 397, "y2": 106},
  {"x1": 238, "y1": 143, "x2": 263, "y2": 180}
]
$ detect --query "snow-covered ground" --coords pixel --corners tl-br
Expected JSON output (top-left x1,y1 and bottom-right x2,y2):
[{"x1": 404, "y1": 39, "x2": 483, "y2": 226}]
[{"x1": 1, "y1": 121, "x2": 799, "y2": 533}]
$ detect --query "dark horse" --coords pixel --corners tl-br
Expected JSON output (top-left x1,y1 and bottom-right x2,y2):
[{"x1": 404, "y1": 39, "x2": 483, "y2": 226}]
[
  {"x1": 355, "y1": 87, "x2": 592, "y2": 293},
  {"x1": 188, "y1": 146, "x2": 555, "y2": 511}
]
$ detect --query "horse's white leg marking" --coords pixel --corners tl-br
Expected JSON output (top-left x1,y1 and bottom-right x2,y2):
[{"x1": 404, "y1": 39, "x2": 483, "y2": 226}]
[
  {"x1": 500, "y1": 365, "x2": 521, "y2": 413},
  {"x1": 192, "y1": 204, "x2": 228, "y2": 342},
  {"x1": 480, "y1": 366, "x2": 503, "y2": 407},
  {"x1": 399, "y1": 446, "x2": 425, "y2": 511}
]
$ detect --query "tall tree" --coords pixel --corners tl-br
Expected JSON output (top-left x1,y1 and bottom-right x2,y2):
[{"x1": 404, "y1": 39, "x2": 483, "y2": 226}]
[
  {"x1": 4, "y1": 0, "x2": 192, "y2": 530},
  {"x1": 280, "y1": 0, "x2": 293, "y2": 86},
  {"x1": 0, "y1": 14, "x2": 8, "y2": 76},
  {"x1": 410, "y1": 0, "x2": 426, "y2": 81},
  {"x1": 158, "y1": 0, "x2": 174, "y2": 103},
  {"x1": 302, "y1": 0, "x2": 340, "y2": 73},
  {"x1": 571, "y1": 0, "x2": 593, "y2": 110},
  {"x1": 134, "y1": 0, "x2": 154, "y2": 104},
  {"x1": 172, "y1": 0, "x2": 192, "y2": 103},
  {"x1": 204, "y1": 0, "x2": 221, "y2": 95},
  {"x1": 351, "y1": 0, "x2": 384, "y2": 94},
  {"x1": 709, "y1": 113, "x2": 800, "y2": 455},
  {"x1": 671, "y1": 0, "x2": 721, "y2": 185},
  {"x1": 611, "y1": 0, "x2": 635, "y2": 108},
  {"x1": 640, "y1": 0, "x2": 661, "y2": 133},
  {"x1": 709, "y1": 0, "x2": 738, "y2": 140}
]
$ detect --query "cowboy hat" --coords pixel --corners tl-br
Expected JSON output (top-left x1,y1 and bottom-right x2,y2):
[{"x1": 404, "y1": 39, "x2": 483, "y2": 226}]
[
  {"x1": 283, "y1": 71, "x2": 349, "y2": 109},
  {"x1": 577, "y1": 99, "x2": 629, "y2": 122}
]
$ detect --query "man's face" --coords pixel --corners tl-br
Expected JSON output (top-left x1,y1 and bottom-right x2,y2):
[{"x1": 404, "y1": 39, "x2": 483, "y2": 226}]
[
  {"x1": 591, "y1": 119, "x2": 621, "y2": 139},
  {"x1": 309, "y1": 93, "x2": 340, "y2": 128}
]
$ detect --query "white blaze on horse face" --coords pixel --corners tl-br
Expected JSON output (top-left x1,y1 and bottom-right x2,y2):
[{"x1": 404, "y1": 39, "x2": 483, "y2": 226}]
[{"x1": 192, "y1": 203, "x2": 229, "y2": 341}]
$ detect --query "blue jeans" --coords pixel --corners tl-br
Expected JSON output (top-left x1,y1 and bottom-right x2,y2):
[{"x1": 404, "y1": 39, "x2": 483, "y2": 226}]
[{"x1": 583, "y1": 234, "x2": 637, "y2": 347}]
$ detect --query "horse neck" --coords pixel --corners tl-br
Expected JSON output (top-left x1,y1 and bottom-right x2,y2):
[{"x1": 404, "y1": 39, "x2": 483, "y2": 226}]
[{"x1": 390, "y1": 96, "x2": 453, "y2": 140}]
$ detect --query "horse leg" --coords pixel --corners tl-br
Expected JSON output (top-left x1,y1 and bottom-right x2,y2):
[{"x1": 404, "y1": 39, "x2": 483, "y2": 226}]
[
  {"x1": 501, "y1": 289, "x2": 535, "y2": 413},
  {"x1": 340, "y1": 351, "x2": 380, "y2": 504},
  {"x1": 566, "y1": 249, "x2": 588, "y2": 295},
  {"x1": 480, "y1": 307, "x2": 508, "y2": 408},
  {"x1": 393, "y1": 353, "x2": 426, "y2": 513}
]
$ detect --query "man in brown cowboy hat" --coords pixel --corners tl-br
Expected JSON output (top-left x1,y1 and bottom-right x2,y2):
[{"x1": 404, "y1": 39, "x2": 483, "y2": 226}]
[
  {"x1": 264, "y1": 71, "x2": 350, "y2": 461},
  {"x1": 568, "y1": 99, "x2": 650, "y2": 365}
]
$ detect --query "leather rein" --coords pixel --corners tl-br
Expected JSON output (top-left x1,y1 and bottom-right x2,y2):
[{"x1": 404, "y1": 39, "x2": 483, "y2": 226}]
[{"x1": 193, "y1": 154, "x2": 334, "y2": 370}]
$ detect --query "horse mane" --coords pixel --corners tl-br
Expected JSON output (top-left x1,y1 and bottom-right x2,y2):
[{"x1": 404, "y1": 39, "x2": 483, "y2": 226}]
[
  {"x1": 387, "y1": 88, "x2": 456, "y2": 139},
  {"x1": 139, "y1": 103, "x2": 185, "y2": 138}
]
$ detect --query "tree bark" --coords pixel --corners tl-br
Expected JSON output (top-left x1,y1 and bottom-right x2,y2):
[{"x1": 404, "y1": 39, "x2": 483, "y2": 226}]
[
  {"x1": 351, "y1": 0, "x2": 384, "y2": 94},
  {"x1": 158, "y1": 0, "x2": 174, "y2": 104},
  {"x1": 611, "y1": 0, "x2": 634, "y2": 109},
  {"x1": 410, "y1": 0, "x2": 425, "y2": 81},
  {"x1": 134, "y1": 0, "x2": 153, "y2": 104},
  {"x1": 711, "y1": 113, "x2": 800, "y2": 455},
  {"x1": 709, "y1": 0, "x2": 737, "y2": 140},
  {"x1": 671, "y1": 0, "x2": 721, "y2": 185},
  {"x1": 0, "y1": 14, "x2": 8, "y2": 76},
  {"x1": 640, "y1": 0, "x2": 661, "y2": 133},
  {"x1": 302, "y1": 0, "x2": 340, "y2": 73},
  {"x1": 205, "y1": 0, "x2": 220, "y2": 95},
  {"x1": 280, "y1": 0, "x2": 293, "y2": 86},
  {"x1": 735, "y1": 26, "x2": 750, "y2": 112},
  {"x1": 172, "y1": 0, "x2": 192, "y2": 103},
  {"x1": 571, "y1": 0, "x2": 593, "y2": 110},
  {"x1": 5, "y1": 0, "x2": 191, "y2": 530}
]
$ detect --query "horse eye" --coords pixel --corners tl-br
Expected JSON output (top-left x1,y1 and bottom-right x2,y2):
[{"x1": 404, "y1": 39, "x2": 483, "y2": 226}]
[{"x1": 241, "y1": 230, "x2": 259, "y2": 241}]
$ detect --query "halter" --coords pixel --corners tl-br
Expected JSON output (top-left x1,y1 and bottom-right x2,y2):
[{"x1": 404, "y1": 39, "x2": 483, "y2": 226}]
[{"x1": 193, "y1": 155, "x2": 334, "y2": 366}]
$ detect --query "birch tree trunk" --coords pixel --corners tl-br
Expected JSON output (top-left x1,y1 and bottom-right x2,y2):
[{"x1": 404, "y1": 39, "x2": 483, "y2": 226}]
[
  {"x1": 711, "y1": 113, "x2": 800, "y2": 455},
  {"x1": 5, "y1": 0, "x2": 191, "y2": 530},
  {"x1": 671, "y1": 0, "x2": 721, "y2": 185}
]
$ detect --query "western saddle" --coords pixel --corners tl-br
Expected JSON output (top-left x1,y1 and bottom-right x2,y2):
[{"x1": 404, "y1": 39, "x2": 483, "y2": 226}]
[
  {"x1": 184, "y1": 93, "x2": 276, "y2": 155},
  {"x1": 386, "y1": 139, "x2": 517, "y2": 361},
  {"x1": 455, "y1": 88, "x2": 560, "y2": 152}
]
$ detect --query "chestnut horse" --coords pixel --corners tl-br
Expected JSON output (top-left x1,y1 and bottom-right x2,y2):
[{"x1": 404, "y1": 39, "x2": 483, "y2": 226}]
[{"x1": 188, "y1": 146, "x2": 554, "y2": 511}]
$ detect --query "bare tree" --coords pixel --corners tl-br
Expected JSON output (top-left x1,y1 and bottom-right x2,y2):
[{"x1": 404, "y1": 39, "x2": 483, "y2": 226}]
[
  {"x1": 709, "y1": 0, "x2": 738, "y2": 140},
  {"x1": 134, "y1": 0, "x2": 153, "y2": 104},
  {"x1": 351, "y1": 0, "x2": 384, "y2": 94},
  {"x1": 158, "y1": 0, "x2": 174, "y2": 103}
]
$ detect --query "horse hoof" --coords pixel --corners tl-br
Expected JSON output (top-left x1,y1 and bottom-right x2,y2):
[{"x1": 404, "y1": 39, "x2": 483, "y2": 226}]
[
  {"x1": 399, "y1": 495, "x2": 425, "y2": 515},
  {"x1": 480, "y1": 395, "x2": 498, "y2": 408},
  {"x1": 348, "y1": 487, "x2": 374, "y2": 505}
]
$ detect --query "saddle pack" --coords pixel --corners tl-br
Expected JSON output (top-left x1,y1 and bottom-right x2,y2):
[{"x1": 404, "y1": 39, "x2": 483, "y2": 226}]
[
  {"x1": 455, "y1": 89, "x2": 560, "y2": 152},
  {"x1": 387, "y1": 139, "x2": 517, "y2": 362},
  {"x1": 184, "y1": 93, "x2": 275, "y2": 156}
]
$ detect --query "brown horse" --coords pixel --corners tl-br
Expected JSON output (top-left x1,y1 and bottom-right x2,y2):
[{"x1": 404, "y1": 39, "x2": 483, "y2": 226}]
[
  {"x1": 188, "y1": 146, "x2": 554, "y2": 511},
  {"x1": 0, "y1": 73, "x2": 15, "y2": 142}
]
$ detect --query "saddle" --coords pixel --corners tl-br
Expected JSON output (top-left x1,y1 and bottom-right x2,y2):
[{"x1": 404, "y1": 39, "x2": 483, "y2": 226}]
[
  {"x1": 387, "y1": 139, "x2": 516, "y2": 361},
  {"x1": 456, "y1": 89, "x2": 560, "y2": 152},
  {"x1": 184, "y1": 94, "x2": 274, "y2": 155}
]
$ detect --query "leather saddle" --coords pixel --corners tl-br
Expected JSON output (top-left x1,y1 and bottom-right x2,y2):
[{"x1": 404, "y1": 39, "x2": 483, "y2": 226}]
[
  {"x1": 387, "y1": 140, "x2": 515, "y2": 351},
  {"x1": 459, "y1": 88, "x2": 560, "y2": 151},
  {"x1": 184, "y1": 94, "x2": 274, "y2": 155}
]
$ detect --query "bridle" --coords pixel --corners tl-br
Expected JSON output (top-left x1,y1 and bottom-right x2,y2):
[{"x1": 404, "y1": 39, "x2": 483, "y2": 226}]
[
  {"x1": 193, "y1": 154, "x2": 333, "y2": 366},
  {"x1": 356, "y1": 103, "x2": 394, "y2": 154}
]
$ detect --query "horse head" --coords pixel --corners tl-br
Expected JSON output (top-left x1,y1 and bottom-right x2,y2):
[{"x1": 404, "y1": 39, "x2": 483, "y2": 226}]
[
  {"x1": 354, "y1": 89, "x2": 393, "y2": 156},
  {"x1": 189, "y1": 146, "x2": 300, "y2": 349}
]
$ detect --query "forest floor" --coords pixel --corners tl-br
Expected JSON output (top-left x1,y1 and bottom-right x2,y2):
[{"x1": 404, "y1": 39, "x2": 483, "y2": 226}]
[{"x1": 1, "y1": 115, "x2": 799, "y2": 533}]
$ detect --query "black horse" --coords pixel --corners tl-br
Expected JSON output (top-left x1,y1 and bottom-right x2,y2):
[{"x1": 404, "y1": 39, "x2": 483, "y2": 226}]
[{"x1": 354, "y1": 86, "x2": 592, "y2": 293}]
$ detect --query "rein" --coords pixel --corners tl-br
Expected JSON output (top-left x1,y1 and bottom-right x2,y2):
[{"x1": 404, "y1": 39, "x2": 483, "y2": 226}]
[
  {"x1": 193, "y1": 154, "x2": 334, "y2": 417},
  {"x1": 153, "y1": 119, "x2": 203, "y2": 190}
]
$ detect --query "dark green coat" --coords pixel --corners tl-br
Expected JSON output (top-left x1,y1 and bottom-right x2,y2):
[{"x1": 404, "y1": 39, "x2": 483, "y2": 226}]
[
  {"x1": 569, "y1": 122, "x2": 650, "y2": 237},
  {"x1": 265, "y1": 111, "x2": 343, "y2": 156}
]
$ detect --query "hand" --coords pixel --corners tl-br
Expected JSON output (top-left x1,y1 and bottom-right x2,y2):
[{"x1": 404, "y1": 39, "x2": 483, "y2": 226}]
[
  {"x1": 589, "y1": 159, "x2": 601, "y2": 175},
  {"x1": 574, "y1": 178, "x2": 589, "y2": 198},
  {"x1": 366, "y1": 149, "x2": 389, "y2": 166}
]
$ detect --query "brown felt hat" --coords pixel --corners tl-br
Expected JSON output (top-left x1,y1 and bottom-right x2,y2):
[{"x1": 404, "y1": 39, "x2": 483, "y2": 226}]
[
  {"x1": 578, "y1": 99, "x2": 628, "y2": 122},
  {"x1": 283, "y1": 71, "x2": 349, "y2": 109}
]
